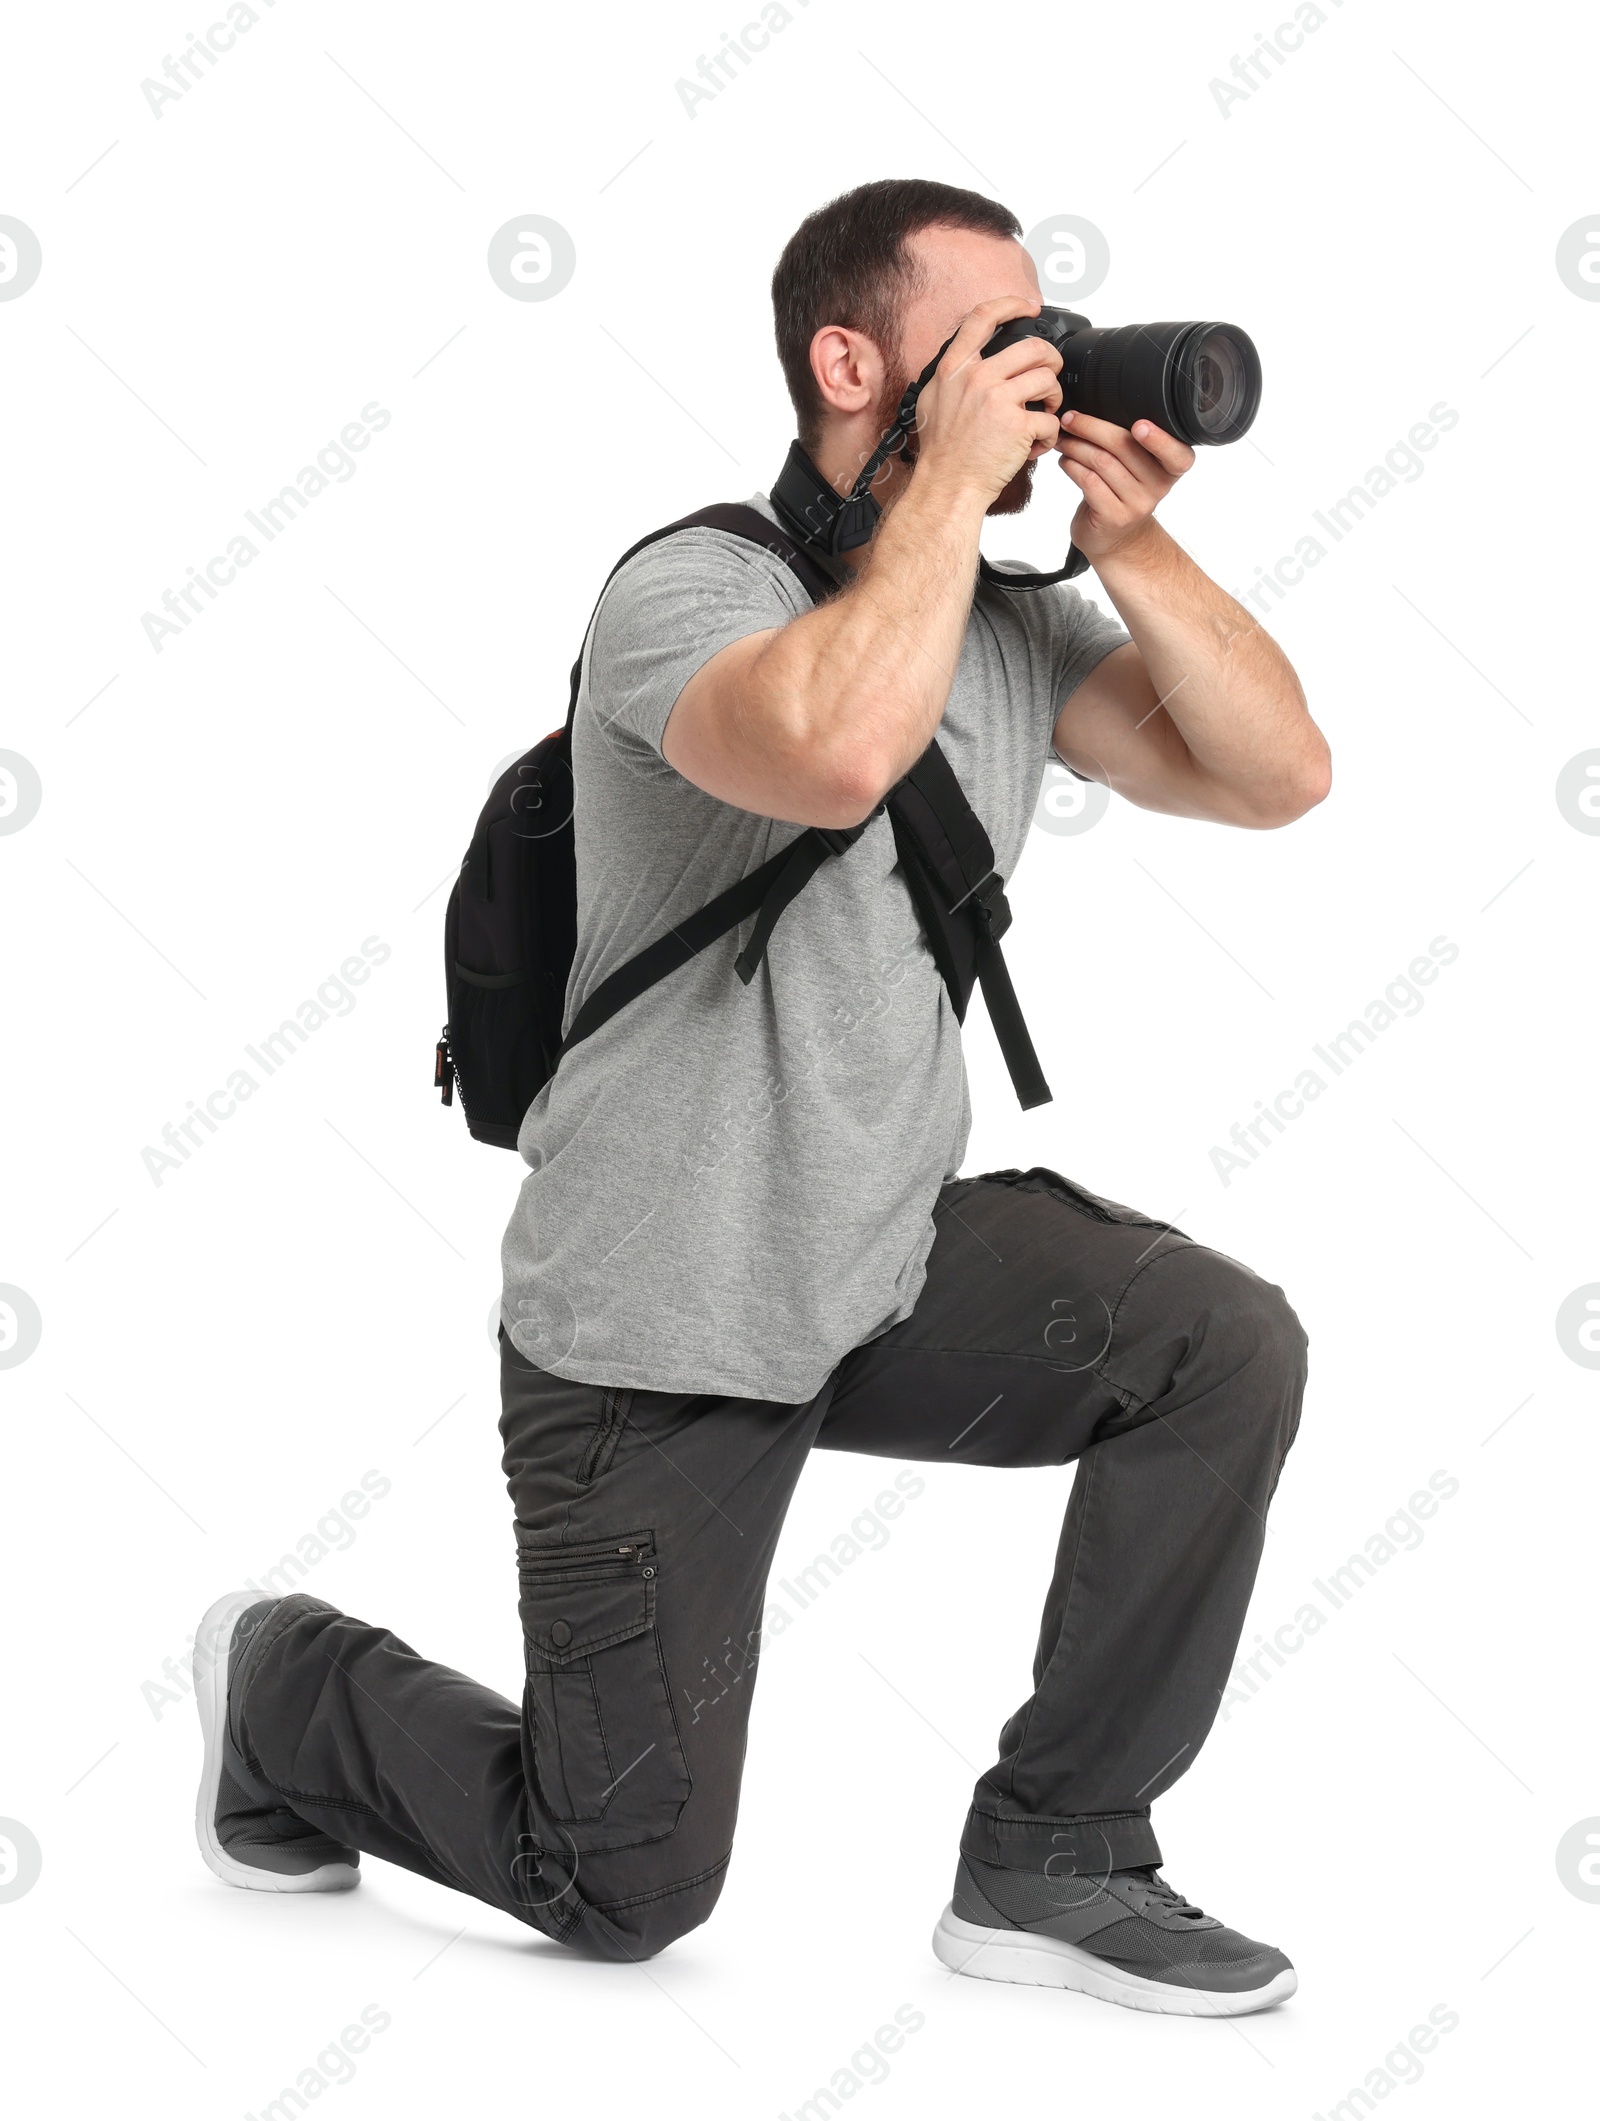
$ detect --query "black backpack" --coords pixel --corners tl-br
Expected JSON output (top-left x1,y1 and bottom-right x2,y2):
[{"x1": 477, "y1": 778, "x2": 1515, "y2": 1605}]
[{"x1": 435, "y1": 505, "x2": 1050, "y2": 1148}]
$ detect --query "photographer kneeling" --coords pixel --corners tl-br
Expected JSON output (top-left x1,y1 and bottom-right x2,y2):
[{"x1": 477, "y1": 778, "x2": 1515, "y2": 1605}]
[{"x1": 193, "y1": 178, "x2": 1330, "y2": 2019}]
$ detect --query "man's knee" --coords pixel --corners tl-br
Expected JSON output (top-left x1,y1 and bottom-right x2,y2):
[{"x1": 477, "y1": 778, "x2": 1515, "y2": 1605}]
[
  {"x1": 1120, "y1": 1242, "x2": 1308, "y2": 1416},
  {"x1": 571, "y1": 1857, "x2": 730, "y2": 1961},
  {"x1": 1182, "y1": 1249, "x2": 1309, "y2": 1483},
  {"x1": 1217, "y1": 1257, "x2": 1307, "y2": 1383},
  {"x1": 1155, "y1": 1243, "x2": 1307, "y2": 1378}
]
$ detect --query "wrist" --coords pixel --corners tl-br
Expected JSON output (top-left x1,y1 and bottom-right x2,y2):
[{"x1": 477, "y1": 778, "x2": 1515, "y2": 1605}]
[
  {"x1": 902, "y1": 458, "x2": 992, "y2": 528},
  {"x1": 1088, "y1": 516, "x2": 1175, "y2": 586}
]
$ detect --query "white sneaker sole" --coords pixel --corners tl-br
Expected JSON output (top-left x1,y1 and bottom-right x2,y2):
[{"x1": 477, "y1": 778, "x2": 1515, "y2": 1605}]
[
  {"x1": 193, "y1": 1591, "x2": 359, "y2": 1894},
  {"x1": 932, "y1": 1904, "x2": 1296, "y2": 2017}
]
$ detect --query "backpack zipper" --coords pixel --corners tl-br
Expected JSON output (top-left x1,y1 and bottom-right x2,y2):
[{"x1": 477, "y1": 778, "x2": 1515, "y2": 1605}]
[{"x1": 434, "y1": 1026, "x2": 454, "y2": 1107}]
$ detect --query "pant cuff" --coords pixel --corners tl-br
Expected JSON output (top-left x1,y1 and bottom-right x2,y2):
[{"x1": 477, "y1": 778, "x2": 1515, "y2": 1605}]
[{"x1": 962, "y1": 1805, "x2": 1162, "y2": 1876}]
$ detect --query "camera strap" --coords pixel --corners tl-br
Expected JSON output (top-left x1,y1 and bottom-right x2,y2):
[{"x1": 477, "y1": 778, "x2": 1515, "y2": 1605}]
[{"x1": 769, "y1": 324, "x2": 1091, "y2": 587}]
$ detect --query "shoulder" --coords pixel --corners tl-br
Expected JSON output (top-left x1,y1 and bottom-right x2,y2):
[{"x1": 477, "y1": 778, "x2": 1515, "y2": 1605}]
[
  {"x1": 581, "y1": 505, "x2": 814, "y2": 761},
  {"x1": 597, "y1": 511, "x2": 812, "y2": 636}
]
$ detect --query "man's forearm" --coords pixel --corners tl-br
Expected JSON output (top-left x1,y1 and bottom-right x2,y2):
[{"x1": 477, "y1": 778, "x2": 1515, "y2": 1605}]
[
  {"x1": 746, "y1": 470, "x2": 987, "y2": 812},
  {"x1": 1092, "y1": 521, "x2": 1328, "y2": 824}
]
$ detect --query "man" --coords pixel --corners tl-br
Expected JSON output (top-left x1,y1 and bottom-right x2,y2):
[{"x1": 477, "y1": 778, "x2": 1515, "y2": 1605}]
[{"x1": 192, "y1": 180, "x2": 1329, "y2": 2017}]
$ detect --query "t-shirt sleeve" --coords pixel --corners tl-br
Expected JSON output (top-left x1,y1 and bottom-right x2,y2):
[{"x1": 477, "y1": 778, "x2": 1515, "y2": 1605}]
[
  {"x1": 1050, "y1": 583, "x2": 1133, "y2": 780},
  {"x1": 1054, "y1": 582, "x2": 1132, "y2": 701},
  {"x1": 583, "y1": 528, "x2": 810, "y2": 764}
]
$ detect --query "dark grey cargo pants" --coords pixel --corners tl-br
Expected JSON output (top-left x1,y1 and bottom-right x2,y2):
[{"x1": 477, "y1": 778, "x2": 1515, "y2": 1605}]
[{"x1": 231, "y1": 1166, "x2": 1307, "y2": 1959}]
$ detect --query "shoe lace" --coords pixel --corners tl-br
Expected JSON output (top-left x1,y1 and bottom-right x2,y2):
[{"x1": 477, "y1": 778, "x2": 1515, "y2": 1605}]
[{"x1": 1119, "y1": 1866, "x2": 1209, "y2": 1923}]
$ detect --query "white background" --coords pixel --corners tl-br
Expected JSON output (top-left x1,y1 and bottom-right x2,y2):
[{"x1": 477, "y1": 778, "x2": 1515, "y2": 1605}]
[{"x1": 2, "y1": 0, "x2": 1596, "y2": 2113}]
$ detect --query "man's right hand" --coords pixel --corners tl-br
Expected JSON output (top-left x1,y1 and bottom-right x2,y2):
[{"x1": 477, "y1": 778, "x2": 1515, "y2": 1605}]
[{"x1": 909, "y1": 296, "x2": 1064, "y2": 510}]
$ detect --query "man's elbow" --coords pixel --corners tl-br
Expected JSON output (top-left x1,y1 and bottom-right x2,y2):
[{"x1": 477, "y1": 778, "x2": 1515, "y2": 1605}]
[
  {"x1": 1237, "y1": 742, "x2": 1332, "y2": 829},
  {"x1": 779, "y1": 728, "x2": 899, "y2": 830},
  {"x1": 808, "y1": 746, "x2": 891, "y2": 830},
  {"x1": 1282, "y1": 740, "x2": 1334, "y2": 822}
]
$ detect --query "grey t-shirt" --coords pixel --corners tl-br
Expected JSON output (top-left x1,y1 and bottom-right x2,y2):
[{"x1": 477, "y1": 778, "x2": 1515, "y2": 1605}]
[{"x1": 499, "y1": 494, "x2": 1129, "y2": 1402}]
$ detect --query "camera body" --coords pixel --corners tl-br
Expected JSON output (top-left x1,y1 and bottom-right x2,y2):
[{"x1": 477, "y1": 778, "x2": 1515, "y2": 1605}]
[{"x1": 982, "y1": 306, "x2": 1262, "y2": 447}]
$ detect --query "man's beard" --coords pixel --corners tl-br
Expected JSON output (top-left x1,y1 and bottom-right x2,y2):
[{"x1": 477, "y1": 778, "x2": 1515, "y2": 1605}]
[
  {"x1": 872, "y1": 368, "x2": 1039, "y2": 518},
  {"x1": 987, "y1": 460, "x2": 1037, "y2": 517}
]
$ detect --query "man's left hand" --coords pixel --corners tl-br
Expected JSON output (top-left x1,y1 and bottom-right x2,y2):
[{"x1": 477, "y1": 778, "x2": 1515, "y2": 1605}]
[{"x1": 1053, "y1": 412, "x2": 1195, "y2": 563}]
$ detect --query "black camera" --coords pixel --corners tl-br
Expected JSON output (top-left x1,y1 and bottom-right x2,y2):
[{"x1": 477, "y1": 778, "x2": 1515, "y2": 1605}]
[
  {"x1": 771, "y1": 301, "x2": 1263, "y2": 571},
  {"x1": 982, "y1": 306, "x2": 1262, "y2": 447}
]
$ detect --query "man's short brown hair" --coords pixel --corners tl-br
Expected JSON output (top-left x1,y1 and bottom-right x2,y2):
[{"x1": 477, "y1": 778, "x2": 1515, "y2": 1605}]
[{"x1": 771, "y1": 179, "x2": 1021, "y2": 450}]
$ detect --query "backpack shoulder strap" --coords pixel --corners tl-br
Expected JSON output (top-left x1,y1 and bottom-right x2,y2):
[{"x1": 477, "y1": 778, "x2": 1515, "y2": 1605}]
[{"x1": 886, "y1": 741, "x2": 1053, "y2": 1111}]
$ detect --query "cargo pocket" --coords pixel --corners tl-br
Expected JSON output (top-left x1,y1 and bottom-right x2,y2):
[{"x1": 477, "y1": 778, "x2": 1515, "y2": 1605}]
[{"x1": 515, "y1": 1528, "x2": 692, "y2": 1852}]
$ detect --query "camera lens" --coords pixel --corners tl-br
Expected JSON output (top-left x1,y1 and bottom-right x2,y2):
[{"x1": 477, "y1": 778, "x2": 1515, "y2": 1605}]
[
  {"x1": 1054, "y1": 320, "x2": 1262, "y2": 446},
  {"x1": 1195, "y1": 348, "x2": 1228, "y2": 420},
  {"x1": 1178, "y1": 325, "x2": 1258, "y2": 442}
]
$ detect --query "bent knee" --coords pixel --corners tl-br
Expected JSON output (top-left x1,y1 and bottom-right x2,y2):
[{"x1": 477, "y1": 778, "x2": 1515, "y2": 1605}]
[
  {"x1": 581, "y1": 1859, "x2": 728, "y2": 1960},
  {"x1": 1229, "y1": 1264, "x2": 1306, "y2": 1373},
  {"x1": 1132, "y1": 1243, "x2": 1308, "y2": 1386},
  {"x1": 1200, "y1": 1253, "x2": 1308, "y2": 1381}
]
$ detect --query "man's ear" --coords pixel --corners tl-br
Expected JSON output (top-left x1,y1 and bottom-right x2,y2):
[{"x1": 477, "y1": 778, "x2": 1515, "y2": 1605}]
[{"x1": 809, "y1": 324, "x2": 880, "y2": 419}]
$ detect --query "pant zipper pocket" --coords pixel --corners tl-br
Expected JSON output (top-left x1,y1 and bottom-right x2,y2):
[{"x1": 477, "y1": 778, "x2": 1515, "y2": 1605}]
[{"x1": 517, "y1": 1529, "x2": 657, "y2": 1576}]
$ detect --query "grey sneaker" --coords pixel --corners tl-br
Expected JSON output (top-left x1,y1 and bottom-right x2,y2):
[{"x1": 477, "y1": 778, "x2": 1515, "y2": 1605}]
[
  {"x1": 933, "y1": 1852, "x2": 1296, "y2": 2017},
  {"x1": 192, "y1": 1591, "x2": 359, "y2": 1894}
]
